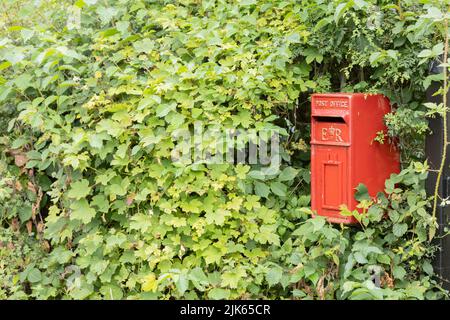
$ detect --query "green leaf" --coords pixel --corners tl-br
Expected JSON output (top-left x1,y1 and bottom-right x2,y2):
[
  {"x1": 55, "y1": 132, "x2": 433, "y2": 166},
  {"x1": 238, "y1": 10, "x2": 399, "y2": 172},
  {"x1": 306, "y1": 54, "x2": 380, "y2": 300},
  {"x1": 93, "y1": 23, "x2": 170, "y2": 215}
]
[
  {"x1": 254, "y1": 181, "x2": 270, "y2": 198},
  {"x1": 393, "y1": 265, "x2": 406, "y2": 280},
  {"x1": 133, "y1": 39, "x2": 154, "y2": 53},
  {"x1": 27, "y1": 268, "x2": 42, "y2": 283},
  {"x1": 176, "y1": 274, "x2": 189, "y2": 296},
  {"x1": 68, "y1": 179, "x2": 92, "y2": 200},
  {"x1": 205, "y1": 208, "x2": 231, "y2": 225},
  {"x1": 208, "y1": 288, "x2": 230, "y2": 300},
  {"x1": 0, "y1": 61, "x2": 11, "y2": 71},
  {"x1": 377, "y1": 254, "x2": 391, "y2": 265},
  {"x1": 270, "y1": 181, "x2": 287, "y2": 197},
  {"x1": 417, "y1": 49, "x2": 432, "y2": 58},
  {"x1": 239, "y1": 0, "x2": 256, "y2": 5},
  {"x1": 100, "y1": 284, "x2": 124, "y2": 300},
  {"x1": 278, "y1": 167, "x2": 298, "y2": 181},
  {"x1": 141, "y1": 273, "x2": 158, "y2": 292},
  {"x1": 424, "y1": 6, "x2": 443, "y2": 20},
  {"x1": 314, "y1": 17, "x2": 331, "y2": 31},
  {"x1": 248, "y1": 170, "x2": 265, "y2": 180},
  {"x1": 353, "y1": 251, "x2": 368, "y2": 264},
  {"x1": 189, "y1": 268, "x2": 209, "y2": 290},
  {"x1": 393, "y1": 223, "x2": 408, "y2": 237},
  {"x1": 310, "y1": 216, "x2": 326, "y2": 232},
  {"x1": 14, "y1": 74, "x2": 33, "y2": 91},
  {"x1": 203, "y1": 246, "x2": 222, "y2": 265},
  {"x1": 369, "y1": 52, "x2": 383, "y2": 65},
  {"x1": 19, "y1": 205, "x2": 32, "y2": 223},
  {"x1": 334, "y1": 2, "x2": 349, "y2": 24},
  {"x1": 235, "y1": 164, "x2": 250, "y2": 179},
  {"x1": 129, "y1": 213, "x2": 152, "y2": 233},
  {"x1": 156, "y1": 103, "x2": 176, "y2": 117},
  {"x1": 221, "y1": 269, "x2": 245, "y2": 289},
  {"x1": 70, "y1": 199, "x2": 96, "y2": 224},
  {"x1": 0, "y1": 82, "x2": 12, "y2": 100},
  {"x1": 266, "y1": 266, "x2": 283, "y2": 287},
  {"x1": 96, "y1": 6, "x2": 119, "y2": 25},
  {"x1": 354, "y1": 183, "x2": 370, "y2": 201},
  {"x1": 255, "y1": 225, "x2": 280, "y2": 245},
  {"x1": 91, "y1": 194, "x2": 110, "y2": 213},
  {"x1": 422, "y1": 261, "x2": 434, "y2": 276}
]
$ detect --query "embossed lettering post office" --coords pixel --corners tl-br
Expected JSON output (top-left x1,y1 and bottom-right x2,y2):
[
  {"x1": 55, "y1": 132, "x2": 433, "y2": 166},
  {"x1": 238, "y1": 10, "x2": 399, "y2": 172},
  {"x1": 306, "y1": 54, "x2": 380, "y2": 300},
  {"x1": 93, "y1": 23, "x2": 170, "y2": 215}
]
[{"x1": 310, "y1": 93, "x2": 400, "y2": 224}]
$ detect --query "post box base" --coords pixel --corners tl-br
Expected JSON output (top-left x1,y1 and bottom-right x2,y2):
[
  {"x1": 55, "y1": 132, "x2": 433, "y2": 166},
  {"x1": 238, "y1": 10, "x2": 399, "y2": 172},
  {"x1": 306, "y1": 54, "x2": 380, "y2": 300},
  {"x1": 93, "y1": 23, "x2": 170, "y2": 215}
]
[{"x1": 312, "y1": 213, "x2": 357, "y2": 224}]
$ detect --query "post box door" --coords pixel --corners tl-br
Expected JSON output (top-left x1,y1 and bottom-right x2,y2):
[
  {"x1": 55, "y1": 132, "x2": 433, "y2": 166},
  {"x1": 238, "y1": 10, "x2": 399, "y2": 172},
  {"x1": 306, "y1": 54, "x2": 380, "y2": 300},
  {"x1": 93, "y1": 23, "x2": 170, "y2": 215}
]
[{"x1": 312, "y1": 145, "x2": 349, "y2": 219}]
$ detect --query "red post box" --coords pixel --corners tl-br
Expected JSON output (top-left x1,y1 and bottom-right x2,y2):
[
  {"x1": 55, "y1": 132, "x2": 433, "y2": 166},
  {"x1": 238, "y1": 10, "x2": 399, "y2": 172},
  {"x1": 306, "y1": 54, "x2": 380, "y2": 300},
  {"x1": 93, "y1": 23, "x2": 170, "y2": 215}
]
[{"x1": 310, "y1": 93, "x2": 400, "y2": 224}]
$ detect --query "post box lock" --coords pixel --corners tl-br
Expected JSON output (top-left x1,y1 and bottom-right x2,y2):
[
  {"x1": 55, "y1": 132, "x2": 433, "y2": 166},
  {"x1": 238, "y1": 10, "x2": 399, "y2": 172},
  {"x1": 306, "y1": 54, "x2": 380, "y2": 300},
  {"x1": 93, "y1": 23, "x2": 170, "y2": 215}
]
[{"x1": 310, "y1": 93, "x2": 400, "y2": 224}]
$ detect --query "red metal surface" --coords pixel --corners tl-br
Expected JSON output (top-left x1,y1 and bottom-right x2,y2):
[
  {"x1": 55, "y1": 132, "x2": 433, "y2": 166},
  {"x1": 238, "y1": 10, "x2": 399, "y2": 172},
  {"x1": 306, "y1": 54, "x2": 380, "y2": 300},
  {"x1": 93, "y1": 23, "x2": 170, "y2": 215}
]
[{"x1": 310, "y1": 93, "x2": 400, "y2": 224}]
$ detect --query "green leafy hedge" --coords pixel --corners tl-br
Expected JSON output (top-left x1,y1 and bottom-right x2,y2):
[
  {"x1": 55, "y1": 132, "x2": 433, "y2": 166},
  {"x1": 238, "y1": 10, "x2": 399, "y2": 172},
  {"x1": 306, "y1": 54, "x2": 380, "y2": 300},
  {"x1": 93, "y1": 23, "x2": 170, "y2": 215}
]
[{"x1": 0, "y1": 0, "x2": 448, "y2": 299}]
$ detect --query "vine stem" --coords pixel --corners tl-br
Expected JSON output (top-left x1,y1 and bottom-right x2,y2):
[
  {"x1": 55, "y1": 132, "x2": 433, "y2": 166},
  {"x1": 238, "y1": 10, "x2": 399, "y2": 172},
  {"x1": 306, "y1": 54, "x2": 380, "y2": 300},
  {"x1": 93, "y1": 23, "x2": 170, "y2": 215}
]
[{"x1": 432, "y1": 16, "x2": 449, "y2": 231}]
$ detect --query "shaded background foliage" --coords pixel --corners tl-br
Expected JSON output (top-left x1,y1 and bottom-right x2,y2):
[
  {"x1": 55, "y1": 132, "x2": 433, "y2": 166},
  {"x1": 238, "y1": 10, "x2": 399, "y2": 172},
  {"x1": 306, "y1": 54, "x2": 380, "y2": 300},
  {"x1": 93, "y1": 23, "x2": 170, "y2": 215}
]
[{"x1": 0, "y1": 0, "x2": 448, "y2": 299}]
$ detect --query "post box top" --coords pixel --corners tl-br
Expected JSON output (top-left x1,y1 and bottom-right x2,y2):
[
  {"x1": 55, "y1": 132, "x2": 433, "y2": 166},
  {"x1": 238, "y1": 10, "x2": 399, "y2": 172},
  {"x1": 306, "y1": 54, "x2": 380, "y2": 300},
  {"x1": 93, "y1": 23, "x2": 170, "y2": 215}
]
[
  {"x1": 311, "y1": 93, "x2": 388, "y2": 114},
  {"x1": 311, "y1": 93, "x2": 386, "y2": 106},
  {"x1": 311, "y1": 93, "x2": 385, "y2": 98}
]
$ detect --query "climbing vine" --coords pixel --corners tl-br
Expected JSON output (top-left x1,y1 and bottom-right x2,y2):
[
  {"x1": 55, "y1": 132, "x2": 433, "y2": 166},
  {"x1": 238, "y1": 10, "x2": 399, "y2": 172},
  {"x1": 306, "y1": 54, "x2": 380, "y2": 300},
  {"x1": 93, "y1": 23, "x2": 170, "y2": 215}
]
[{"x1": 430, "y1": 11, "x2": 450, "y2": 225}]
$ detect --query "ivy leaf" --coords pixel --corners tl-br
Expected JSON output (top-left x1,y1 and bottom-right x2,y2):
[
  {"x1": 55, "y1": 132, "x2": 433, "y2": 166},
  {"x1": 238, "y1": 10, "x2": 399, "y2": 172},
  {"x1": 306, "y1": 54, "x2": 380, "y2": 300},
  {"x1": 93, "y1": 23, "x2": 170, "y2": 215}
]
[
  {"x1": 68, "y1": 179, "x2": 92, "y2": 200},
  {"x1": 180, "y1": 199, "x2": 203, "y2": 214},
  {"x1": 303, "y1": 47, "x2": 323, "y2": 64},
  {"x1": 19, "y1": 205, "x2": 32, "y2": 223},
  {"x1": 278, "y1": 167, "x2": 298, "y2": 181},
  {"x1": 221, "y1": 269, "x2": 246, "y2": 289},
  {"x1": 142, "y1": 273, "x2": 158, "y2": 292},
  {"x1": 70, "y1": 199, "x2": 96, "y2": 224},
  {"x1": 377, "y1": 254, "x2": 391, "y2": 265},
  {"x1": 156, "y1": 103, "x2": 176, "y2": 117},
  {"x1": 235, "y1": 164, "x2": 250, "y2": 179},
  {"x1": 27, "y1": 268, "x2": 42, "y2": 283},
  {"x1": 129, "y1": 213, "x2": 152, "y2": 233},
  {"x1": 270, "y1": 181, "x2": 287, "y2": 197},
  {"x1": 369, "y1": 52, "x2": 383, "y2": 65},
  {"x1": 96, "y1": 6, "x2": 119, "y2": 25},
  {"x1": 133, "y1": 39, "x2": 154, "y2": 53},
  {"x1": 254, "y1": 181, "x2": 270, "y2": 198},
  {"x1": 353, "y1": 252, "x2": 368, "y2": 264},
  {"x1": 56, "y1": 46, "x2": 85, "y2": 61},
  {"x1": 203, "y1": 246, "x2": 222, "y2": 265},
  {"x1": 354, "y1": 183, "x2": 370, "y2": 201},
  {"x1": 422, "y1": 261, "x2": 434, "y2": 276},
  {"x1": 208, "y1": 288, "x2": 230, "y2": 300},
  {"x1": 248, "y1": 170, "x2": 265, "y2": 180},
  {"x1": 255, "y1": 225, "x2": 280, "y2": 245},
  {"x1": 393, "y1": 223, "x2": 408, "y2": 237},
  {"x1": 239, "y1": 0, "x2": 256, "y2": 5},
  {"x1": 266, "y1": 266, "x2": 283, "y2": 287},
  {"x1": 393, "y1": 265, "x2": 406, "y2": 280},
  {"x1": 110, "y1": 183, "x2": 127, "y2": 197},
  {"x1": 205, "y1": 208, "x2": 231, "y2": 225},
  {"x1": 176, "y1": 274, "x2": 189, "y2": 296},
  {"x1": 14, "y1": 74, "x2": 33, "y2": 91},
  {"x1": 310, "y1": 216, "x2": 326, "y2": 232},
  {"x1": 91, "y1": 194, "x2": 110, "y2": 213},
  {"x1": 189, "y1": 268, "x2": 209, "y2": 290},
  {"x1": 424, "y1": 6, "x2": 443, "y2": 20},
  {"x1": 334, "y1": 2, "x2": 349, "y2": 24},
  {"x1": 100, "y1": 285, "x2": 123, "y2": 300}
]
